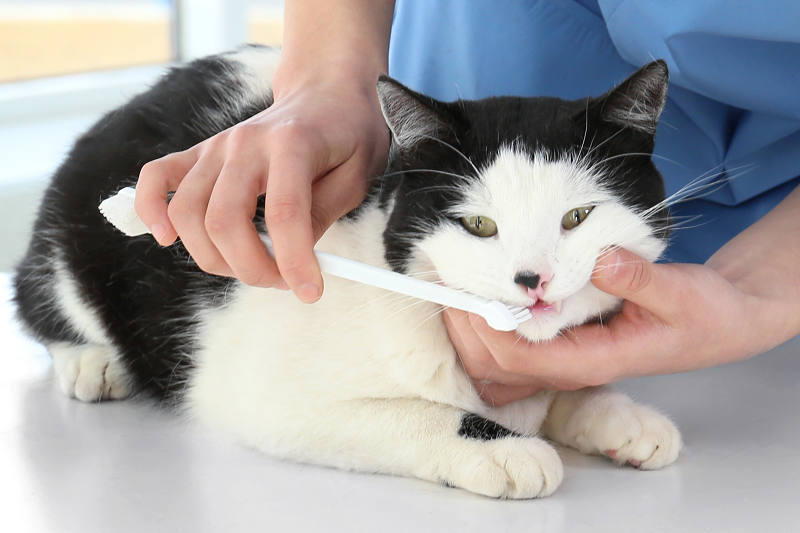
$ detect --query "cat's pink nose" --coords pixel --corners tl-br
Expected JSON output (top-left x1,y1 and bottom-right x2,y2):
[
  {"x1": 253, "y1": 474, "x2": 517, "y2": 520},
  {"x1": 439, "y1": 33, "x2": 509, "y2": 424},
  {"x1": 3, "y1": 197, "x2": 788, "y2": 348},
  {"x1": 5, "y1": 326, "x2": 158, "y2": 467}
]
[{"x1": 514, "y1": 271, "x2": 552, "y2": 300}]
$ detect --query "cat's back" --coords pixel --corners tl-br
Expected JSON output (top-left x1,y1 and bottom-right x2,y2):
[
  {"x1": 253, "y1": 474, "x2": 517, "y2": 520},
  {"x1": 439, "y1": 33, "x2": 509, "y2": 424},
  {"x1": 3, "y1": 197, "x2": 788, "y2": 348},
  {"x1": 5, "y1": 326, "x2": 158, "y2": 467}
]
[{"x1": 13, "y1": 46, "x2": 280, "y2": 400}]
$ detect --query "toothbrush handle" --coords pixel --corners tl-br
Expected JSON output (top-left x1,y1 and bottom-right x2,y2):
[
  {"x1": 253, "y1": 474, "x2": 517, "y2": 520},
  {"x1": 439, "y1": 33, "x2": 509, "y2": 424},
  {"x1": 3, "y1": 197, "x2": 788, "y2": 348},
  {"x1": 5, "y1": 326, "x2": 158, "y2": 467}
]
[
  {"x1": 261, "y1": 236, "x2": 517, "y2": 331},
  {"x1": 315, "y1": 250, "x2": 484, "y2": 312}
]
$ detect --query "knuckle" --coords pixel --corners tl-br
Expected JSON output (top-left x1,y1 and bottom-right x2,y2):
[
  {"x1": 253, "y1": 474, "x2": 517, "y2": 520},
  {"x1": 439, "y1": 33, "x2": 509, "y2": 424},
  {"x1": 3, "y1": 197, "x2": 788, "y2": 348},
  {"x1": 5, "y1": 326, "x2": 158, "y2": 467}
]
[
  {"x1": 626, "y1": 260, "x2": 653, "y2": 294},
  {"x1": 275, "y1": 259, "x2": 307, "y2": 282},
  {"x1": 268, "y1": 120, "x2": 322, "y2": 152},
  {"x1": 265, "y1": 196, "x2": 304, "y2": 227},
  {"x1": 236, "y1": 268, "x2": 273, "y2": 287},
  {"x1": 269, "y1": 118, "x2": 307, "y2": 140},
  {"x1": 192, "y1": 254, "x2": 228, "y2": 276},
  {"x1": 309, "y1": 205, "x2": 334, "y2": 239},
  {"x1": 138, "y1": 159, "x2": 160, "y2": 181},
  {"x1": 493, "y1": 351, "x2": 521, "y2": 374},
  {"x1": 166, "y1": 196, "x2": 192, "y2": 222},
  {"x1": 204, "y1": 211, "x2": 237, "y2": 237},
  {"x1": 225, "y1": 122, "x2": 257, "y2": 147}
]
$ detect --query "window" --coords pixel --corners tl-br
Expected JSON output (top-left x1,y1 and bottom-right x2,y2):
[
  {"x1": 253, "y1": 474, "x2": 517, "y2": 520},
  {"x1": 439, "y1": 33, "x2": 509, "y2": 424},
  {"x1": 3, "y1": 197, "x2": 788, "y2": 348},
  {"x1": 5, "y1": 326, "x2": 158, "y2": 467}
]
[
  {"x1": 0, "y1": 0, "x2": 284, "y2": 83},
  {"x1": 0, "y1": 0, "x2": 285, "y2": 272}
]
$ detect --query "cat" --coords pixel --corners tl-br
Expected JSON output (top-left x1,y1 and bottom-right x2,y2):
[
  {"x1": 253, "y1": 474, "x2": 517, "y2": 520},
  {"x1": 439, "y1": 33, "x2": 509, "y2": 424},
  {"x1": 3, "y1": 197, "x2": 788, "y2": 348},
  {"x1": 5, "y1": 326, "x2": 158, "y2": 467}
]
[{"x1": 14, "y1": 45, "x2": 681, "y2": 499}]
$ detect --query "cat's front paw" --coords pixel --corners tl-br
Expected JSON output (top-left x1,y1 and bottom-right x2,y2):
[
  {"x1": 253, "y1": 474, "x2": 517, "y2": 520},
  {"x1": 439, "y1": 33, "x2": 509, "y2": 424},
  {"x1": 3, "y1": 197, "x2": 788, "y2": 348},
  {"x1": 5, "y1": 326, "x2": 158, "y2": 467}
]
[
  {"x1": 594, "y1": 402, "x2": 681, "y2": 470},
  {"x1": 546, "y1": 389, "x2": 681, "y2": 470},
  {"x1": 49, "y1": 343, "x2": 130, "y2": 402},
  {"x1": 440, "y1": 437, "x2": 564, "y2": 499}
]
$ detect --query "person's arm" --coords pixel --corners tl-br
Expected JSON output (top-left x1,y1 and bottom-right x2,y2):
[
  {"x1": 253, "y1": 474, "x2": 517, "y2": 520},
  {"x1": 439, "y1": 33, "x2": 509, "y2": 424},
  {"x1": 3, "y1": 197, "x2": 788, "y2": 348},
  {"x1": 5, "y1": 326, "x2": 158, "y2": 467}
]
[
  {"x1": 135, "y1": 0, "x2": 395, "y2": 303},
  {"x1": 447, "y1": 184, "x2": 800, "y2": 406}
]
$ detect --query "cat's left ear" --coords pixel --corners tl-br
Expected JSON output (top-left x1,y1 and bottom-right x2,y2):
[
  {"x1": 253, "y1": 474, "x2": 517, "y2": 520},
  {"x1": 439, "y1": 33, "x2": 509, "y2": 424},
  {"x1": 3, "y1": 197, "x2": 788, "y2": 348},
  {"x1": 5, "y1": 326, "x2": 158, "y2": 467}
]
[
  {"x1": 377, "y1": 76, "x2": 460, "y2": 156},
  {"x1": 585, "y1": 60, "x2": 669, "y2": 137}
]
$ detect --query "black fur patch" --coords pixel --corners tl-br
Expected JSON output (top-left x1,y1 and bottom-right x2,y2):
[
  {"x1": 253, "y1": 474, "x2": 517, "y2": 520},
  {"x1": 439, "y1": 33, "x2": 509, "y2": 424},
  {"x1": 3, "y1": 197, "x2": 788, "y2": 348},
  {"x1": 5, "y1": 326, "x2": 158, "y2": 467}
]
[{"x1": 458, "y1": 413, "x2": 517, "y2": 441}]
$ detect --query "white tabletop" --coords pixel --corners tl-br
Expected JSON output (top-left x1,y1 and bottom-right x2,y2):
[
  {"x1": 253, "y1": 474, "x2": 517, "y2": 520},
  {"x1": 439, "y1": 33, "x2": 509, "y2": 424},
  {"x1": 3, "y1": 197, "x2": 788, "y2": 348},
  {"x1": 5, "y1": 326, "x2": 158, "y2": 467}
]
[{"x1": 2, "y1": 273, "x2": 799, "y2": 533}]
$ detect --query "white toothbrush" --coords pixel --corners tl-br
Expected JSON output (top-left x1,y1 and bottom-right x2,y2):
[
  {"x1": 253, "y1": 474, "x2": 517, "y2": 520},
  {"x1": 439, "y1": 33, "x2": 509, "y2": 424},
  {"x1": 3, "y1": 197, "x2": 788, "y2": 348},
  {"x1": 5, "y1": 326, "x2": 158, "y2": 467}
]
[{"x1": 99, "y1": 187, "x2": 533, "y2": 331}]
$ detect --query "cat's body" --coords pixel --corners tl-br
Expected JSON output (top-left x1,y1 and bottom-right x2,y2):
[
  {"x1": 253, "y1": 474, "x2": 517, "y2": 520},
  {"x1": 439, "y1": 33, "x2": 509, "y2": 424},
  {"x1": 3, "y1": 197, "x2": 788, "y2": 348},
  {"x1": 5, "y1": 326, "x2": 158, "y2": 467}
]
[{"x1": 14, "y1": 46, "x2": 681, "y2": 498}]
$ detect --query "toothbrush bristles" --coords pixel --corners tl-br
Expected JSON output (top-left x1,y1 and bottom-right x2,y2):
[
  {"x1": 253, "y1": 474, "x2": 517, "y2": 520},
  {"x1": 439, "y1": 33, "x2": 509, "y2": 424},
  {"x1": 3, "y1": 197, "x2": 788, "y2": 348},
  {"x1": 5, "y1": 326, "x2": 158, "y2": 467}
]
[{"x1": 508, "y1": 305, "x2": 533, "y2": 323}]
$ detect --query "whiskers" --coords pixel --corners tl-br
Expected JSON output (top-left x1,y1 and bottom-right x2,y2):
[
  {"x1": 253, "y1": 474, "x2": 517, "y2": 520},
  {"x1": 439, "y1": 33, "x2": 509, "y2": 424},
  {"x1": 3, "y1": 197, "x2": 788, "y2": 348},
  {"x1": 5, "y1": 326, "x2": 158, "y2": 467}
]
[{"x1": 616, "y1": 161, "x2": 755, "y2": 239}]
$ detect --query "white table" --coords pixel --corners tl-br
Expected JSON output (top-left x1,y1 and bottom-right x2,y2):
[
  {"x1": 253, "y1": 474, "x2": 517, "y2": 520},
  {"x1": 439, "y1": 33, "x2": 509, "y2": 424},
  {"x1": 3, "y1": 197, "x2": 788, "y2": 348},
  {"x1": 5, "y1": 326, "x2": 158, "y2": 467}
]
[{"x1": 2, "y1": 273, "x2": 799, "y2": 533}]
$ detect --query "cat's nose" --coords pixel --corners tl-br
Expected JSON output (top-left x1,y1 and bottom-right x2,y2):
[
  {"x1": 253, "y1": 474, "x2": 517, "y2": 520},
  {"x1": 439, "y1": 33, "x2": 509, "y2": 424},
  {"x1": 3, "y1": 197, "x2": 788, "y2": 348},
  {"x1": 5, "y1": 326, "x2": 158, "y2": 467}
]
[
  {"x1": 515, "y1": 271, "x2": 551, "y2": 299},
  {"x1": 514, "y1": 272, "x2": 541, "y2": 290}
]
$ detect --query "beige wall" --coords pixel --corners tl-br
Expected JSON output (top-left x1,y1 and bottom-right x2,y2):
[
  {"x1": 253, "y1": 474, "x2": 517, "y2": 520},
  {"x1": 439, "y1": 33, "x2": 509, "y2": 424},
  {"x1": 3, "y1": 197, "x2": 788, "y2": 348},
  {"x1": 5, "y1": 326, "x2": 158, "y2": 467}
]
[{"x1": 0, "y1": 16, "x2": 282, "y2": 83}]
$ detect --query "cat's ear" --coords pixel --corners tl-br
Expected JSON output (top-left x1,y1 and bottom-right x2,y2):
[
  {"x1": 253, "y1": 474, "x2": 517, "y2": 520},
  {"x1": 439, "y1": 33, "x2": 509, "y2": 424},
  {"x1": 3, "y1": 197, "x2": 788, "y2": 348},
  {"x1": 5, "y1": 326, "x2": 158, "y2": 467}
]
[
  {"x1": 587, "y1": 60, "x2": 669, "y2": 137},
  {"x1": 377, "y1": 76, "x2": 459, "y2": 155}
]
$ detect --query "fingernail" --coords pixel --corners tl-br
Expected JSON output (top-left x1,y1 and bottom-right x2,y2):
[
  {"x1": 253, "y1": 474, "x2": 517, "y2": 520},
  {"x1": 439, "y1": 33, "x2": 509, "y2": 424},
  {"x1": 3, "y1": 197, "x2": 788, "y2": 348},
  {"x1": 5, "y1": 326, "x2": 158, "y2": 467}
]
[
  {"x1": 610, "y1": 250, "x2": 622, "y2": 278},
  {"x1": 152, "y1": 223, "x2": 167, "y2": 242},
  {"x1": 273, "y1": 280, "x2": 290, "y2": 291},
  {"x1": 298, "y1": 283, "x2": 321, "y2": 303}
]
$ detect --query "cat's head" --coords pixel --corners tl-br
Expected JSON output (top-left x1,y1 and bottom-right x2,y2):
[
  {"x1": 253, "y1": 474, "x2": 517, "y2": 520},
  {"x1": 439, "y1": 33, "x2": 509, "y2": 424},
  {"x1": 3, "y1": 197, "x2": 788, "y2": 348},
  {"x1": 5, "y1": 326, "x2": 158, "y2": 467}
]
[{"x1": 376, "y1": 61, "x2": 670, "y2": 341}]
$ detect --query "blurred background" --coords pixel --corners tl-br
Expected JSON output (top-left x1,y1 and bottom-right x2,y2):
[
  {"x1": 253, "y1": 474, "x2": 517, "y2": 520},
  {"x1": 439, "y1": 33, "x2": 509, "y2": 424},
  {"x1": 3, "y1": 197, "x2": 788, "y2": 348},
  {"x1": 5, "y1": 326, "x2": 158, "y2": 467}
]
[
  {"x1": 0, "y1": 0, "x2": 285, "y2": 271},
  {"x1": 0, "y1": 0, "x2": 284, "y2": 82}
]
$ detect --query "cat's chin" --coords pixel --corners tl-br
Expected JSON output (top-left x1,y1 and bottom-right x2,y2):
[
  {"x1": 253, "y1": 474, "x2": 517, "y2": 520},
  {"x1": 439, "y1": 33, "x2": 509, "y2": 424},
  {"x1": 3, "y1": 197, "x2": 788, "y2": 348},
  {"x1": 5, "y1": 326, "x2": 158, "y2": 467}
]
[
  {"x1": 514, "y1": 291, "x2": 623, "y2": 342},
  {"x1": 516, "y1": 316, "x2": 572, "y2": 343}
]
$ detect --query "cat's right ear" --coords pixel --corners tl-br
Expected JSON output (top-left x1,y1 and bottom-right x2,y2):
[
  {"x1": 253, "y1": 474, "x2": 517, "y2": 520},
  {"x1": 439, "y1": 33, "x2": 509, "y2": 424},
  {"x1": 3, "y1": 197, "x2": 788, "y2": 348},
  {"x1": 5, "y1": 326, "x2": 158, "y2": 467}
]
[
  {"x1": 376, "y1": 76, "x2": 459, "y2": 157},
  {"x1": 585, "y1": 60, "x2": 670, "y2": 137}
]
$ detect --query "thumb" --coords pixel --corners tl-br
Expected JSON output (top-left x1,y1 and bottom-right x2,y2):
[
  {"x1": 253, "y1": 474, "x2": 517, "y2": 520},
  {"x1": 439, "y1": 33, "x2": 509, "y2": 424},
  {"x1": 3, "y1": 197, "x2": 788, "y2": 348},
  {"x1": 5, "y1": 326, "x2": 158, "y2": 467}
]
[{"x1": 591, "y1": 248, "x2": 668, "y2": 307}]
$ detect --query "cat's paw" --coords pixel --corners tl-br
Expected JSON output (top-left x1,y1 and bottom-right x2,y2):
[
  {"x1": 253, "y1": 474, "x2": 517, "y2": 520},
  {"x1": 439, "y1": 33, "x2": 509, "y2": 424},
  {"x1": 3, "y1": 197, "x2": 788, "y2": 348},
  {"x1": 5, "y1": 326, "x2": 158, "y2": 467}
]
[
  {"x1": 596, "y1": 403, "x2": 681, "y2": 470},
  {"x1": 49, "y1": 343, "x2": 130, "y2": 402},
  {"x1": 546, "y1": 389, "x2": 681, "y2": 470},
  {"x1": 441, "y1": 437, "x2": 563, "y2": 499}
]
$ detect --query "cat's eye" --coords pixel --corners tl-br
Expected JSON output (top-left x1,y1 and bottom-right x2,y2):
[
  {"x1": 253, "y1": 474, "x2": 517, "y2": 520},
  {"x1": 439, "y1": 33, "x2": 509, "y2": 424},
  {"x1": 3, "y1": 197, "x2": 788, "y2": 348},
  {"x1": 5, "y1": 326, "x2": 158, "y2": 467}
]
[
  {"x1": 561, "y1": 206, "x2": 595, "y2": 230},
  {"x1": 461, "y1": 216, "x2": 498, "y2": 237}
]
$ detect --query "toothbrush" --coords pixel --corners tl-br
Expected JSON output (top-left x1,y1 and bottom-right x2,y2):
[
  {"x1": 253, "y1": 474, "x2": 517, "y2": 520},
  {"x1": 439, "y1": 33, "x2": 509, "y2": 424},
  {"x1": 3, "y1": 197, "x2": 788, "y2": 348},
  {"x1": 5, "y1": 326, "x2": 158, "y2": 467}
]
[{"x1": 99, "y1": 187, "x2": 533, "y2": 331}]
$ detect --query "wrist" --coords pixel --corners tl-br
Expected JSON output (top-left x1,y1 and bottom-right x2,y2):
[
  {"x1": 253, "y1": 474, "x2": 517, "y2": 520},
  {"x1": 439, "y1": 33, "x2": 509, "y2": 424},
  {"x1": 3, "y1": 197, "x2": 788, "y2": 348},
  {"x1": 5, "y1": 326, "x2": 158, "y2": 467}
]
[
  {"x1": 272, "y1": 55, "x2": 385, "y2": 103},
  {"x1": 274, "y1": 0, "x2": 393, "y2": 101}
]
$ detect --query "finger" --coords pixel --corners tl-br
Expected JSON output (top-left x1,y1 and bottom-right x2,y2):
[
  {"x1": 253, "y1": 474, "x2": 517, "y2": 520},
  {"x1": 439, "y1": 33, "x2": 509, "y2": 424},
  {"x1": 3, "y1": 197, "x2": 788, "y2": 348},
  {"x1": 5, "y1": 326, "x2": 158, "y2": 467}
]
[
  {"x1": 443, "y1": 308, "x2": 500, "y2": 381},
  {"x1": 472, "y1": 381, "x2": 545, "y2": 407},
  {"x1": 265, "y1": 146, "x2": 325, "y2": 304},
  {"x1": 206, "y1": 159, "x2": 280, "y2": 287},
  {"x1": 307, "y1": 162, "x2": 371, "y2": 242},
  {"x1": 591, "y1": 248, "x2": 678, "y2": 312},
  {"x1": 469, "y1": 313, "x2": 616, "y2": 388},
  {"x1": 135, "y1": 150, "x2": 198, "y2": 245},
  {"x1": 167, "y1": 154, "x2": 233, "y2": 277}
]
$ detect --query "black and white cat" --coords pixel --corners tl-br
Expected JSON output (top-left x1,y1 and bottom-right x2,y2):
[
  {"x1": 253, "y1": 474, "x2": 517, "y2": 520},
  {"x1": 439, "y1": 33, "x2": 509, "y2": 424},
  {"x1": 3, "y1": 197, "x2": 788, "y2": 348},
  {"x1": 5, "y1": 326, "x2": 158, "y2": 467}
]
[{"x1": 14, "y1": 46, "x2": 681, "y2": 498}]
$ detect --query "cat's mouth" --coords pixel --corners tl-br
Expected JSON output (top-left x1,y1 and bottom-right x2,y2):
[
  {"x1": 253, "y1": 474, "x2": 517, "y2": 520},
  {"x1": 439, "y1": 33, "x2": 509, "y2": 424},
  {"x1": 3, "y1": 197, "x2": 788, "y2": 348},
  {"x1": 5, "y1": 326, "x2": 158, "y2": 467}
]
[{"x1": 526, "y1": 299, "x2": 563, "y2": 314}]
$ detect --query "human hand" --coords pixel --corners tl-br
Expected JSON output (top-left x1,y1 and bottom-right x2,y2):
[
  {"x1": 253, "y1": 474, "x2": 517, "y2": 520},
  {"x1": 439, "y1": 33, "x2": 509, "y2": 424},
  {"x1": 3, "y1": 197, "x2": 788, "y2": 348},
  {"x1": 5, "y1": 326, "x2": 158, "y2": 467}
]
[
  {"x1": 445, "y1": 247, "x2": 784, "y2": 406},
  {"x1": 135, "y1": 72, "x2": 390, "y2": 303}
]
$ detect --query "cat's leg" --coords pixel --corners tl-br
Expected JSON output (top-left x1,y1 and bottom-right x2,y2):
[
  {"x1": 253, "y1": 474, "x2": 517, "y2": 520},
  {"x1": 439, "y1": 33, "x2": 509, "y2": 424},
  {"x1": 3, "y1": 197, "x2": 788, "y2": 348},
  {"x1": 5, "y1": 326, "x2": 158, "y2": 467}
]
[
  {"x1": 489, "y1": 390, "x2": 556, "y2": 436},
  {"x1": 543, "y1": 387, "x2": 681, "y2": 470},
  {"x1": 276, "y1": 398, "x2": 563, "y2": 499},
  {"x1": 49, "y1": 342, "x2": 131, "y2": 402}
]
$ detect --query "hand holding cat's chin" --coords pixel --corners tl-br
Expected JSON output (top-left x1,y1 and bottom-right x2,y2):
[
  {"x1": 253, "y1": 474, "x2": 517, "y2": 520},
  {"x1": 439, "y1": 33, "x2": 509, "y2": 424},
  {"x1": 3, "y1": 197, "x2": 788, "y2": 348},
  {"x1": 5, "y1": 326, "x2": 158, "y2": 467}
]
[{"x1": 445, "y1": 247, "x2": 773, "y2": 406}]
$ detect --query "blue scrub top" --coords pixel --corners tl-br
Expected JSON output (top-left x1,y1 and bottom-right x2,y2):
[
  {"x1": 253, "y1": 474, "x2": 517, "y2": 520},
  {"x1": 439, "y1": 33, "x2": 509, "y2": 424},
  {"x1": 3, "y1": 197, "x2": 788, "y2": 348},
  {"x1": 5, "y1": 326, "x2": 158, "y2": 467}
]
[{"x1": 388, "y1": 0, "x2": 800, "y2": 264}]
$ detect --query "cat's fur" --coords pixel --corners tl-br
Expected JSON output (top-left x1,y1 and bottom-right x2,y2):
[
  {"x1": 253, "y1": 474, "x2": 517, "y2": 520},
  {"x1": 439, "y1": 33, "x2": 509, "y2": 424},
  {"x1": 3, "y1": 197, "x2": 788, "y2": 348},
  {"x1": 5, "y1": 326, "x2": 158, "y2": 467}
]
[{"x1": 14, "y1": 45, "x2": 681, "y2": 498}]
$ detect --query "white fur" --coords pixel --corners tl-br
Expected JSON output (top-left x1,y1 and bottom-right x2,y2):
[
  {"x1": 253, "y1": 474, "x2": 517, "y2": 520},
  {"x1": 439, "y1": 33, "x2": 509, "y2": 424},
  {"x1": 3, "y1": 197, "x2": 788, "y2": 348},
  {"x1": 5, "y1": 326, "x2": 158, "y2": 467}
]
[
  {"x1": 223, "y1": 45, "x2": 280, "y2": 102},
  {"x1": 52, "y1": 258, "x2": 109, "y2": 346}
]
